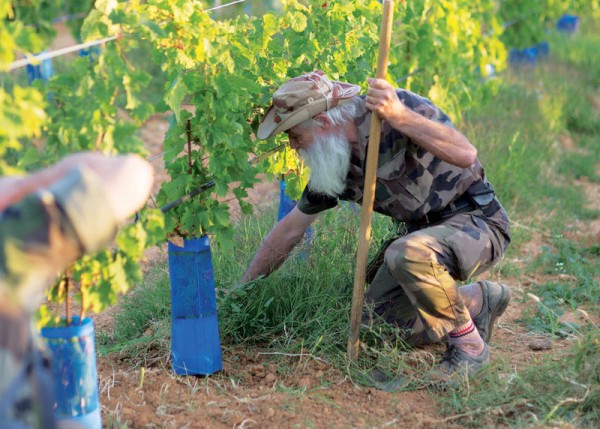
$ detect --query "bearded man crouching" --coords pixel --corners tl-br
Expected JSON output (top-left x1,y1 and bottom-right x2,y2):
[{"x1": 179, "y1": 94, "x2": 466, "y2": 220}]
[{"x1": 240, "y1": 70, "x2": 511, "y2": 382}]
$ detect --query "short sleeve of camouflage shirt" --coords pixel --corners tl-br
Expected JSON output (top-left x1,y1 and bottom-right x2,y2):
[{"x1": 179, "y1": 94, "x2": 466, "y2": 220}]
[
  {"x1": 296, "y1": 186, "x2": 338, "y2": 215},
  {"x1": 396, "y1": 89, "x2": 454, "y2": 128}
]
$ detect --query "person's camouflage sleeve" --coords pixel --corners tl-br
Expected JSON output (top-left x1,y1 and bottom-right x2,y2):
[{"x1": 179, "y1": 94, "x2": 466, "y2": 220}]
[
  {"x1": 0, "y1": 165, "x2": 119, "y2": 428},
  {"x1": 0, "y1": 166, "x2": 118, "y2": 311}
]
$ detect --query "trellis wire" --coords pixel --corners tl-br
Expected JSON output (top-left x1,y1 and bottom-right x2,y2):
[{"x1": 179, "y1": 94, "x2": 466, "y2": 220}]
[
  {"x1": 6, "y1": 0, "x2": 251, "y2": 71},
  {"x1": 146, "y1": 146, "x2": 181, "y2": 162},
  {"x1": 7, "y1": 35, "x2": 119, "y2": 71},
  {"x1": 207, "y1": 0, "x2": 247, "y2": 13}
]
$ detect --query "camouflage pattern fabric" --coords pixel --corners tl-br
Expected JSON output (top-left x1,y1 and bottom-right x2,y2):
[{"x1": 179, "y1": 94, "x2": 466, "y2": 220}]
[
  {"x1": 0, "y1": 166, "x2": 117, "y2": 428},
  {"x1": 0, "y1": 167, "x2": 117, "y2": 310},
  {"x1": 258, "y1": 70, "x2": 361, "y2": 140},
  {"x1": 0, "y1": 309, "x2": 46, "y2": 428},
  {"x1": 363, "y1": 207, "x2": 510, "y2": 344}
]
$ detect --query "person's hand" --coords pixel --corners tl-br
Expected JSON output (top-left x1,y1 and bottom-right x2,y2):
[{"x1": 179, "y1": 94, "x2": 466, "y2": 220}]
[
  {"x1": 365, "y1": 78, "x2": 407, "y2": 124},
  {"x1": 89, "y1": 154, "x2": 154, "y2": 222},
  {"x1": 0, "y1": 153, "x2": 153, "y2": 220}
]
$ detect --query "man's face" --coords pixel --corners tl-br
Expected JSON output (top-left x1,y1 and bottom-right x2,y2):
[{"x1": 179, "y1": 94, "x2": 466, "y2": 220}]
[
  {"x1": 287, "y1": 124, "x2": 351, "y2": 197},
  {"x1": 286, "y1": 125, "x2": 316, "y2": 151}
]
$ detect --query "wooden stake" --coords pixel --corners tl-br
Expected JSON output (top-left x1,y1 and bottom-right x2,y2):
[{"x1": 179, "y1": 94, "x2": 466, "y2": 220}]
[
  {"x1": 348, "y1": 0, "x2": 395, "y2": 360},
  {"x1": 65, "y1": 275, "x2": 71, "y2": 327}
]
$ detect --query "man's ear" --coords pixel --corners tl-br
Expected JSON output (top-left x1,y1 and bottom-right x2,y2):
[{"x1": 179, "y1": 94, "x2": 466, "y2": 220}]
[{"x1": 313, "y1": 113, "x2": 333, "y2": 130}]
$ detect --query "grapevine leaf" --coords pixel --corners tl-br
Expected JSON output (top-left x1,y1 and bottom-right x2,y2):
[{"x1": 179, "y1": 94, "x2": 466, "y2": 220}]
[
  {"x1": 289, "y1": 12, "x2": 308, "y2": 32},
  {"x1": 166, "y1": 76, "x2": 188, "y2": 122}
]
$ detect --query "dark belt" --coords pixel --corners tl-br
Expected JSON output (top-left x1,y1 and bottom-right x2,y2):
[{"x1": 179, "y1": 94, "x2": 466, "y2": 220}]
[{"x1": 408, "y1": 191, "x2": 500, "y2": 230}]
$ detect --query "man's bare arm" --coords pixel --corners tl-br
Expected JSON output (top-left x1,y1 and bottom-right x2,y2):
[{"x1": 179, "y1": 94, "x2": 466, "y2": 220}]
[
  {"x1": 241, "y1": 206, "x2": 318, "y2": 283},
  {"x1": 365, "y1": 78, "x2": 477, "y2": 168}
]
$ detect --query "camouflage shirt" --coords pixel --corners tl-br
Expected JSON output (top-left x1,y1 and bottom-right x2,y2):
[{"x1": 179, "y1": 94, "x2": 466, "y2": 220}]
[
  {"x1": 0, "y1": 166, "x2": 118, "y2": 429},
  {"x1": 297, "y1": 89, "x2": 488, "y2": 223}
]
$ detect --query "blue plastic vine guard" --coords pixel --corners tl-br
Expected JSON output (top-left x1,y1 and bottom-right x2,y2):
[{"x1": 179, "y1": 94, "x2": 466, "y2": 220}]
[
  {"x1": 168, "y1": 236, "x2": 223, "y2": 375},
  {"x1": 26, "y1": 52, "x2": 53, "y2": 84},
  {"x1": 79, "y1": 45, "x2": 102, "y2": 59},
  {"x1": 277, "y1": 179, "x2": 297, "y2": 222},
  {"x1": 537, "y1": 41, "x2": 550, "y2": 58},
  {"x1": 557, "y1": 14, "x2": 579, "y2": 33},
  {"x1": 509, "y1": 45, "x2": 541, "y2": 67},
  {"x1": 40, "y1": 317, "x2": 101, "y2": 429}
]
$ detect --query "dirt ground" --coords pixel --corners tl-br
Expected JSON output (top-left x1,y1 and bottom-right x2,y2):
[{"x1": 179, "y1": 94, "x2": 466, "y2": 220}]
[{"x1": 86, "y1": 110, "x2": 600, "y2": 429}]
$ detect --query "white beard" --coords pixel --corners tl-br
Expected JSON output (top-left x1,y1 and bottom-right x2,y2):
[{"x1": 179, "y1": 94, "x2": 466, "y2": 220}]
[{"x1": 298, "y1": 131, "x2": 351, "y2": 197}]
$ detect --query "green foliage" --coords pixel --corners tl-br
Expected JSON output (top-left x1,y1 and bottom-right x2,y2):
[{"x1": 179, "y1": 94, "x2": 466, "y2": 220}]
[
  {"x1": 498, "y1": 0, "x2": 591, "y2": 49},
  {"x1": 0, "y1": 0, "x2": 594, "y2": 333},
  {"x1": 96, "y1": 0, "x2": 508, "y2": 242},
  {"x1": 0, "y1": 0, "x2": 49, "y2": 174},
  {"x1": 2, "y1": 1, "x2": 166, "y2": 321},
  {"x1": 558, "y1": 150, "x2": 600, "y2": 182},
  {"x1": 40, "y1": 209, "x2": 165, "y2": 328},
  {"x1": 0, "y1": 86, "x2": 46, "y2": 173},
  {"x1": 96, "y1": 263, "x2": 171, "y2": 366},
  {"x1": 573, "y1": 330, "x2": 600, "y2": 420},
  {"x1": 3, "y1": 0, "x2": 512, "y2": 245},
  {"x1": 499, "y1": 1, "x2": 600, "y2": 51},
  {"x1": 499, "y1": 0, "x2": 550, "y2": 49},
  {"x1": 533, "y1": 236, "x2": 600, "y2": 310}
]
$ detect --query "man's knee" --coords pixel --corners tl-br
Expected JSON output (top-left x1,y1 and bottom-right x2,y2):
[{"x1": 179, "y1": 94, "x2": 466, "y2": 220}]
[{"x1": 384, "y1": 237, "x2": 436, "y2": 277}]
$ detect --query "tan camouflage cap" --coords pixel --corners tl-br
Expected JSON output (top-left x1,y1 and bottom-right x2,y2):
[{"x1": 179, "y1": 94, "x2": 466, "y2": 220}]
[{"x1": 257, "y1": 70, "x2": 361, "y2": 140}]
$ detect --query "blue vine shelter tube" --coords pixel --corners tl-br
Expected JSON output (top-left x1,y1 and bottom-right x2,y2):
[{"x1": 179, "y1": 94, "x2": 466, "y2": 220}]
[
  {"x1": 168, "y1": 236, "x2": 223, "y2": 375},
  {"x1": 277, "y1": 179, "x2": 297, "y2": 222},
  {"x1": 26, "y1": 52, "x2": 53, "y2": 84},
  {"x1": 557, "y1": 14, "x2": 579, "y2": 33},
  {"x1": 40, "y1": 316, "x2": 101, "y2": 429}
]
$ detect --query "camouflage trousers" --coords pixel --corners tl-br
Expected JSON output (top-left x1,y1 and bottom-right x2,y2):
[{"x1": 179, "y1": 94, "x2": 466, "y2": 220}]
[{"x1": 364, "y1": 203, "x2": 510, "y2": 345}]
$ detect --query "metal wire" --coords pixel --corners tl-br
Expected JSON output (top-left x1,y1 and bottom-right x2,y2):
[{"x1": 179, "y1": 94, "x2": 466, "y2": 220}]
[
  {"x1": 7, "y1": 0, "x2": 252, "y2": 71},
  {"x1": 8, "y1": 35, "x2": 119, "y2": 71},
  {"x1": 206, "y1": 0, "x2": 247, "y2": 13}
]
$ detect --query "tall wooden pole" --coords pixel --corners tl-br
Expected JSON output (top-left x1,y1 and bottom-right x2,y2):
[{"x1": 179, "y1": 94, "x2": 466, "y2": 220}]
[{"x1": 348, "y1": 0, "x2": 395, "y2": 360}]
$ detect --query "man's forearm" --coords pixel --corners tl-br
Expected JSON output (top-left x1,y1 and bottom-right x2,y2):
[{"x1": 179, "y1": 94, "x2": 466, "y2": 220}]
[
  {"x1": 240, "y1": 207, "x2": 317, "y2": 284},
  {"x1": 365, "y1": 78, "x2": 477, "y2": 168},
  {"x1": 241, "y1": 231, "x2": 300, "y2": 283},
  {"x1": 389, "y1": 109, "x2": 477, "y2": 167}
]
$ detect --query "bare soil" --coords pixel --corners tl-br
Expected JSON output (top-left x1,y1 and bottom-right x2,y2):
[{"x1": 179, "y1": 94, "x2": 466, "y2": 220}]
[{"x1": 88, "y1": 116, "x2": 599, "y2": 428}]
